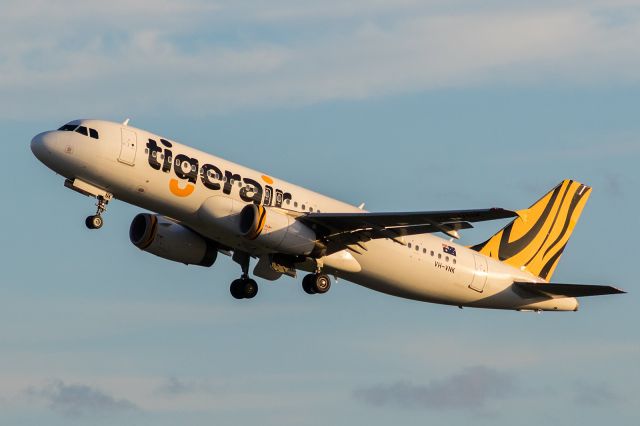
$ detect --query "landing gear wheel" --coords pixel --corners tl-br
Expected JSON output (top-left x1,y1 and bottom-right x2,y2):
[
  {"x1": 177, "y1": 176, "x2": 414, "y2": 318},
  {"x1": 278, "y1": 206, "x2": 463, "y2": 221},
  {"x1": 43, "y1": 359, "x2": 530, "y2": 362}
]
[
  {"x1": 85, "y1": 215, "x2": 103, "y2": 229},
  {"x1": 84, "y1": 195, "x2": 109, "y2": 230},
  {"x1": 230, "y1": 279, "x2": 244, "y2": 299},
  {"x1": 242, "y1": 279, "x2": 258, "y2": 299},
  {"x1": 230, "y1": 278, "x2": 258, "y2": 299},
  {"x1": 302, "y1": 274, "x2": 317, "y2": 294},
  {"x1": 314, "y1": 274, "x2": 331, "y2": 294}
]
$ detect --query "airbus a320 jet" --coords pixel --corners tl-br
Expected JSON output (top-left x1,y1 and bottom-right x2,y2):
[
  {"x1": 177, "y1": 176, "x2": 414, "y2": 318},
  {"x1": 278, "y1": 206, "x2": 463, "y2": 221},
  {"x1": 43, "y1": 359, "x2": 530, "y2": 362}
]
[{"x1": 31, "y1": 119, "x2": 624, "y2": 311}]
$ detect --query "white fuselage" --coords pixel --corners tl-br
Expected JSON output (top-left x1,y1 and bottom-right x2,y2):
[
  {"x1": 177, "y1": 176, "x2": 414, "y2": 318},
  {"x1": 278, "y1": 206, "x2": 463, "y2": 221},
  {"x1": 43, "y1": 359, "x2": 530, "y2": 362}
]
[{"x1": 31, "y1": 119, "x2": 578, "y2": 311}]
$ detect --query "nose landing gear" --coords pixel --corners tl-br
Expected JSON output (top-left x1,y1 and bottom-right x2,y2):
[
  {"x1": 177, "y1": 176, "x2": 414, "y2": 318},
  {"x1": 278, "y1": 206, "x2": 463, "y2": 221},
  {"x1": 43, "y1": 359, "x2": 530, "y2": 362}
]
[
  {"x1": 85, "y1": 195, "x2": 109, "y2": 230},
  {"x1": 63, "y1": 178, "x2": 112, "y2": 230}
]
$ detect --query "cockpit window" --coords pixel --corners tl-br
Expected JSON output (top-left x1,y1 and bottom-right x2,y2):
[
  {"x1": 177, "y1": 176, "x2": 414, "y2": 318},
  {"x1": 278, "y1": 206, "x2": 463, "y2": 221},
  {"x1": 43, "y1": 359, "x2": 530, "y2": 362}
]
[
  {"x1": 58, "y1": 124, "x2": 78, "y2": 131},
  {"x1": 75, "y1": 126, "x2": 88, "y2": 136},
  {"x1": 89, "y1": 128, "x2": 99, "y2": 139}
]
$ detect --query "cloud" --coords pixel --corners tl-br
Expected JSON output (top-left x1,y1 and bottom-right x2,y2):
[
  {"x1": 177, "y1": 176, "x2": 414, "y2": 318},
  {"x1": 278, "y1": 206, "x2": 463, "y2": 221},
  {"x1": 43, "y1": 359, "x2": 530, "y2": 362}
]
[
  {"x1": 26, "y1": 380, "x2": 139, "y2": 417},
  {"x1": 353, "y1": 366, "x2": 517, "y2": 411},
  {"x1": 155, "y1": 377, "x2": 199, "y2": 395},
  {"x1": 602, "y1": 173, "x2": 625, "y2": 198},
  {"x1": 154, "y1": 376, "x2": 225, "y2": 397},
  {"x1": 3, "y1": 1, "x2": 640, "y2": 118},
  {"x1": 572, "y1": 381, "x2": 622, "y2": 406}
]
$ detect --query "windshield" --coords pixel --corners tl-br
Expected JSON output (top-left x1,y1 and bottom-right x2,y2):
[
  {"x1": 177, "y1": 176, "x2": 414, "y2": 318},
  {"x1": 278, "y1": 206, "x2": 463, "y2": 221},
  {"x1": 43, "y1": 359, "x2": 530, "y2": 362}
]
[{"x1": 57, "y1": 123, "x2": 99, "y2": 139}]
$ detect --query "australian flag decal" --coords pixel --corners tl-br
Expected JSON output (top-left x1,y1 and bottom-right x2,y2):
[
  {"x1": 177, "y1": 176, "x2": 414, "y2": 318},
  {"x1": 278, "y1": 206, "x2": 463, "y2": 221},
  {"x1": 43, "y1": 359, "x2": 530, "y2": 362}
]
[{"x1": 442, "y1": 244, "x2": 457, "y2": 256}]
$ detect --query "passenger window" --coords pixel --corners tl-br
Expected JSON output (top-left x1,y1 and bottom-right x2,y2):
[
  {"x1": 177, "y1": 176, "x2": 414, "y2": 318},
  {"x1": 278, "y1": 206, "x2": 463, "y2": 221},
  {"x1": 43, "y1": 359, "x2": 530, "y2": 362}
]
[
  {"x1": 294, "y1": 202, "x2": 298, "y2": 207},
  {"x1": 408, "y1": 243, "x2": 412, "y2": 248},
  {"x1": 415, "y1": 245, "x2": 419, "y2": 251},
  {"x1": 75, "y1": 126, "x2": 88, "y2": 136},
  {"x1": 89, "y1": 128, "x2": 99, "y2": 139},
  {"x1": 453, "y1": 259, "x2": 457, "y2": 264},
  {"x1": 310, "y1": 207, "x2": 314, "y2": 212},
  {"x1": 430, "y1": 251, "x2": 434, "y2": 256},
  {"x1": 423, "y1": 248, "x2": 426, "y2": 254},
  {"x1": 285, "y1": 199, "x2": 290, "y2": 204},
  {"x1": 302, "y1": 204, "x2": 306, "y2": 210},
  {"x1": 445, "y1": 256, "x2": 449, "y2": 262},
  {"x1": 438, "y1": 253, "x2": 442, "y2": 259}
]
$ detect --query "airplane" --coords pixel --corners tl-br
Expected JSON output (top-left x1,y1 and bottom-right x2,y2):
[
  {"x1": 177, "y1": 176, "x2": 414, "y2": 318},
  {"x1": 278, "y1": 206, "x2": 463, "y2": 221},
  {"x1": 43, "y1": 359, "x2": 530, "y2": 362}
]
[{"x1": 30, "y1": 119, "x2": 625, "y2": 311}]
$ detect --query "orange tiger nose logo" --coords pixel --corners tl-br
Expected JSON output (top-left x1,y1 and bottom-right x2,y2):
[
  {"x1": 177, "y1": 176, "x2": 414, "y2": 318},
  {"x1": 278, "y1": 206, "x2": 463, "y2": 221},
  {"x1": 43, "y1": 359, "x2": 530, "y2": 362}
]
[{"x1": 169, "y1": 179, "x2": 195, "y2": 197}]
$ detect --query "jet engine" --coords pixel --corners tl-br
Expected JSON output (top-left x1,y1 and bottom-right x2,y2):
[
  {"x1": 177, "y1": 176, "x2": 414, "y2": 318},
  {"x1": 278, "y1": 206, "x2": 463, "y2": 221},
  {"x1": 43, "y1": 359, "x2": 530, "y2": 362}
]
[
  {"x1": 129, "y1": 213, "x2": 217, "y2": 266},
  {"x1": 239, "y1": 204, "x2": 317, "y2": 255}
]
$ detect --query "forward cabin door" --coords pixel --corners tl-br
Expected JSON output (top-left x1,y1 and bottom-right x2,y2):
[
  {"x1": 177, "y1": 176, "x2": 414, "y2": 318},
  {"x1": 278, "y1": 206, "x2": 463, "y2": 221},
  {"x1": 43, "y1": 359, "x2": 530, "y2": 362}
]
[
  {"x1": 469, "y1": 254, "x2": 489, "y2": 292},
  {"x1": 119, "y1": 128, "x2": 137, "y2": 165}
]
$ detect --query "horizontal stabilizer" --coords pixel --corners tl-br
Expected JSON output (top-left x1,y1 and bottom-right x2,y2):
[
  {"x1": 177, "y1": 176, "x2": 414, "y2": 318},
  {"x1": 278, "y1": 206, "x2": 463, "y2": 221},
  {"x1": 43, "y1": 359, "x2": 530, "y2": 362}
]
[{"x1": 514, "y1": 282, "x2": 626, "y2": 298}]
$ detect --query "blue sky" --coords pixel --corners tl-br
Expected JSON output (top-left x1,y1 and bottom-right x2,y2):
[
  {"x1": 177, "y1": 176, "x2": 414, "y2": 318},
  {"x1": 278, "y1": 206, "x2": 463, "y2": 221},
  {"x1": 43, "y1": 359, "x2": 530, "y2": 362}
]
[{"x1": 1, "y1": 1, "x2": 639, "y2": 425}]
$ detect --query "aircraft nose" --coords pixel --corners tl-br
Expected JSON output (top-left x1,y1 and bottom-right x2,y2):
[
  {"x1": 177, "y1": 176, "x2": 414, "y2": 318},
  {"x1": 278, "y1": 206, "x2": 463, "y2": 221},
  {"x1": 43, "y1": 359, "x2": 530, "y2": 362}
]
[{"x1": 30, "y1": 131, "x2": 54, "y2": 163}]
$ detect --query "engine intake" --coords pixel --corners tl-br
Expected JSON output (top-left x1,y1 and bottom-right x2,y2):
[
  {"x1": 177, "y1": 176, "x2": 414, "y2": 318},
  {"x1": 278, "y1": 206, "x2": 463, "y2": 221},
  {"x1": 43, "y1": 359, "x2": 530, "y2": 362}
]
[
  {"x1": 129, "y1": 213, "x2": 217, "y2": 267},
  {"x1": 239, "y1": 204, "x2": 317, "y2": 255}
]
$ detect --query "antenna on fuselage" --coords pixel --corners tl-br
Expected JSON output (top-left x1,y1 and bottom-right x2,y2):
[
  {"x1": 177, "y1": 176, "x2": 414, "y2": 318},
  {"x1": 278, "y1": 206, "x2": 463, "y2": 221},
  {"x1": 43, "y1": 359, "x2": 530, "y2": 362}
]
[
  {"x1": 358, "y1": 202, "x2": 365, "y2": 210},
  {"x1": 122, "y1": 118, "x2": 130, "y2": 126}
]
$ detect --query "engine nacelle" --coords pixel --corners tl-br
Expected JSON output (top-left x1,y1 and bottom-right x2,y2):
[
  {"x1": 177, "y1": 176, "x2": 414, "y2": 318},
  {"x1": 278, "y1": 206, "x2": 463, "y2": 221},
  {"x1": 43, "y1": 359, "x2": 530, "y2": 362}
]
[
  {"x1": 239, "y1": 204, "x2": 317, "y2": 255},
  {"x1": 129, "y1": 213, "x2": 217, "y2": 267}
]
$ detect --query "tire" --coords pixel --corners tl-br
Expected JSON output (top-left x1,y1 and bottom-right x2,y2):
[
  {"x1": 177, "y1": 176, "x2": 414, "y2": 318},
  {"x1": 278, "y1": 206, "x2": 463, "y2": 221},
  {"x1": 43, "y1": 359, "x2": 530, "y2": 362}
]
[
  {"x1": 314, "y1": 274, "x2": 331, "y2": 294},
  {"x1": 85, "y1": 216, "x2": 95, "y2": 229},
  {"x1": 302, "y1": 274, "x2": 316, "y2": 294},
  {"x1": 230, "y1": 279, "x2": 244, "y2": 299},
  {"x1": 242, "y1": 279, "x2": 258, "y2": 299}
]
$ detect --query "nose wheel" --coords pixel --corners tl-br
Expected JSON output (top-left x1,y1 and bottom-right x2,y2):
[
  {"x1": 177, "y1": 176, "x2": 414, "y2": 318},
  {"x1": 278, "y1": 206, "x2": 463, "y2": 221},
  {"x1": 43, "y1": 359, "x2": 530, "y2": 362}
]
[
  {"x1": 85, "y1": 215, "x2": 103, "y2": 229},
  {"x1": 85, "y1": 196, "x2": 109, "y2": 230}
]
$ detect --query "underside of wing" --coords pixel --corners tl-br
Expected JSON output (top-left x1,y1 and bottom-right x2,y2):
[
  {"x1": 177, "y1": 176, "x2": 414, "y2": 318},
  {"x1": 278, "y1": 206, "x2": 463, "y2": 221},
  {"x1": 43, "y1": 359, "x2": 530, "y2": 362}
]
[
  {"x1": 299, "y1": 208, "x2": 517, "y2": 254},
  {"x1": 514, "y1": 282, "x2": 626, "y2": 298}
]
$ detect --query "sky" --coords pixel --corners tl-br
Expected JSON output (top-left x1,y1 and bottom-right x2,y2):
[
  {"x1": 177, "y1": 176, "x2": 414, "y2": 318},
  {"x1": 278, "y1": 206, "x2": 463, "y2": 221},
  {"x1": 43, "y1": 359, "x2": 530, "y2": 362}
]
[{"x1": 1, "y1": 1, "x2": 639, "y2": 425}]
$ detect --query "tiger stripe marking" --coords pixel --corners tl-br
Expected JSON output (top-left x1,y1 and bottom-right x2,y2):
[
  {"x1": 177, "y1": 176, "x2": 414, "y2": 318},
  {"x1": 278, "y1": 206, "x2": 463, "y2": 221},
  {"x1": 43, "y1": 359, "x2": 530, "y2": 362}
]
[
  {"x1": 471, "y1": 180, "x2": 591, "y2": 280},
  {"x1": 246, "y1": 205, "x2": 267, "y2": 240}
]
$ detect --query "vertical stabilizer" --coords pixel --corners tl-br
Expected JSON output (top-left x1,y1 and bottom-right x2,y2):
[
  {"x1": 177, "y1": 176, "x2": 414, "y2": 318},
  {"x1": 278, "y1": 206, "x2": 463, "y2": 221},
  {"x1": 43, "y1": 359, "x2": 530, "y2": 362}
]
[{"x1": 471, "y1": 180, "x2": 591, "y2": 280}]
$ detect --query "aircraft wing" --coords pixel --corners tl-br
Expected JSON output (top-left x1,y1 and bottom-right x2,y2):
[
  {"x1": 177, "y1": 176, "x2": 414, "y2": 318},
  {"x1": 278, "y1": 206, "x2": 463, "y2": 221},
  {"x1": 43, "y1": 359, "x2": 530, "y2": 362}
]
[
  {"x1": 299, "y1": 208, "x2": 517, "y2": 254},
  {"x1": 514, "y1": 282, "x2": 626, "y2": 298}
]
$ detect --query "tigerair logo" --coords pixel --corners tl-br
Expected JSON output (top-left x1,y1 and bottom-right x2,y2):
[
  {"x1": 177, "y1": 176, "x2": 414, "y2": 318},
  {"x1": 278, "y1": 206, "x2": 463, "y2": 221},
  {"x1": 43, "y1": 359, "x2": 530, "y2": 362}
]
[{"x1": 146, "y1": 138, "x2": 292, "y2": 206}]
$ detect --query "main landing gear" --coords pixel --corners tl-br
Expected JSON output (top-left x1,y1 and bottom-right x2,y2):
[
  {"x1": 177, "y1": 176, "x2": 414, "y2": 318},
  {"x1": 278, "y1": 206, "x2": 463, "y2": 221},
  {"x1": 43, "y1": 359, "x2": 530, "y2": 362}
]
[
  {"x1": 230, "y1": 251, "x2": 258, "y2": 299},
  {"x1": 302, "y1": 273, "x2": 331, "y2": 295},
  {"x1": 230, "y1": 278, "x2": 258, "y2": 299},
  {"x1": 85, "y1": 195, "x2": 109, "y2": 230},
  {"x1": 228, "y1": 251, "x2": 332, "y2": 299}
]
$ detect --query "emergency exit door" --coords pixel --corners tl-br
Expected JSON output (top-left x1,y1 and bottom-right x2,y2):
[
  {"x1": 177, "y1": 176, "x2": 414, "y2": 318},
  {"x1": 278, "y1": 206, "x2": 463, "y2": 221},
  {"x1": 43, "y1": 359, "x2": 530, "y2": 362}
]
[{"x1": 119, "y1": 128, "x2": 137, "y2": 165}]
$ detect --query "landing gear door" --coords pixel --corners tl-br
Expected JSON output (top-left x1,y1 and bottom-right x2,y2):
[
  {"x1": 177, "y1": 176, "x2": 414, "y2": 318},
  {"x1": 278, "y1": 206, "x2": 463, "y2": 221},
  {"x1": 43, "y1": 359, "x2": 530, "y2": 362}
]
[
  {"x1": 119, "y1": 128, "x2": 137, "y2": 166},
  {"x1": 469, "y1": 254, "x2": 488, "y2": 292}
]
